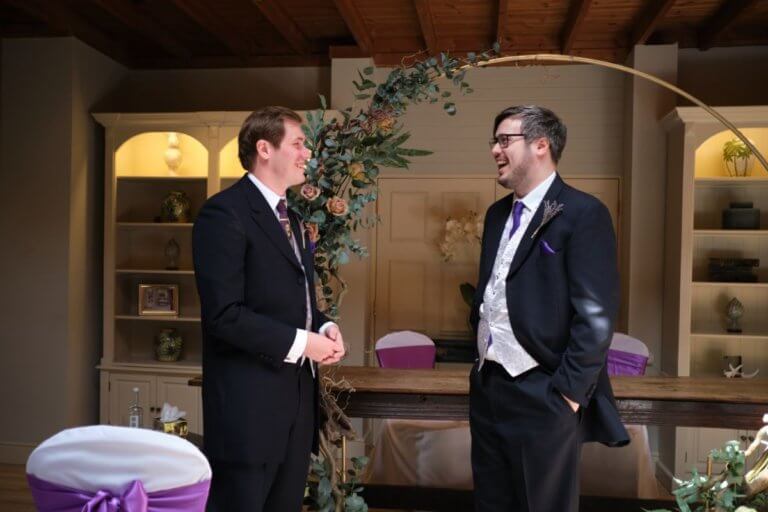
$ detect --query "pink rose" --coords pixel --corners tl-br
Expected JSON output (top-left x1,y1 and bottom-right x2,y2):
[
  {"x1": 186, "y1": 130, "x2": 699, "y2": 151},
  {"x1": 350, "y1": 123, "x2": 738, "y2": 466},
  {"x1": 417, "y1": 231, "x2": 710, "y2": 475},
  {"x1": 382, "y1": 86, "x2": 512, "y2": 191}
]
[
  {"x1": 301, "y1": 184, "x2": 321, "y2": 201},
  {"x1": 326, "y1": 196, "x2": 349, "y2": 217}
]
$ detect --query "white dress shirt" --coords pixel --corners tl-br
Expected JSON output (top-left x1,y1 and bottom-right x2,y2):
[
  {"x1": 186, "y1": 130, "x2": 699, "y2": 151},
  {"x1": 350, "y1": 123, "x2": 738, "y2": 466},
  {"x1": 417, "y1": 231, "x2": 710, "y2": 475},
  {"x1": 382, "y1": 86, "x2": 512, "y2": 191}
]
[
  {"x1": 479, "y1": 171, "x2": 557, "y2": 377},
  {"x1": 247, "y1": 173, "x2": 336, "y2": 367}
]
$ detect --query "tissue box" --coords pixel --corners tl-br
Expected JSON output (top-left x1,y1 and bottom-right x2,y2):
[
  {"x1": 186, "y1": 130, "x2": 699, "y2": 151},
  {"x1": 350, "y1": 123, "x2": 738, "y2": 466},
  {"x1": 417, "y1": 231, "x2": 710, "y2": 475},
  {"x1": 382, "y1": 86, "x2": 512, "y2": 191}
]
[{"x1": 153, "y1": 418, "x2": 188, "y2": 438}]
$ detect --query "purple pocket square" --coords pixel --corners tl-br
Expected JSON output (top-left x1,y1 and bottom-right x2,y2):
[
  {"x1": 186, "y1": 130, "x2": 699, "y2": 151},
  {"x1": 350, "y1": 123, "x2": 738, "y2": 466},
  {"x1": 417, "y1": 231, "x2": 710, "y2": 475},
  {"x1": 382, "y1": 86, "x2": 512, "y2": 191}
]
[{"x1": 540, "y1": 240, "x2": 557, "y2": 255}]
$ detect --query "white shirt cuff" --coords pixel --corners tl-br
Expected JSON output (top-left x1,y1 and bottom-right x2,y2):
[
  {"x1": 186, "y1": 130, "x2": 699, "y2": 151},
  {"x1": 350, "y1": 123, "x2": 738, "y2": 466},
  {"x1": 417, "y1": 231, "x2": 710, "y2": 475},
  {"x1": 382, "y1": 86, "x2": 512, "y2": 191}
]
[
  {"x1": 284, "y1": 329, "x2": 308, "y2": 363},
  {"x1": 319, "y1": 321, "x2": 337, "y2": 336}
]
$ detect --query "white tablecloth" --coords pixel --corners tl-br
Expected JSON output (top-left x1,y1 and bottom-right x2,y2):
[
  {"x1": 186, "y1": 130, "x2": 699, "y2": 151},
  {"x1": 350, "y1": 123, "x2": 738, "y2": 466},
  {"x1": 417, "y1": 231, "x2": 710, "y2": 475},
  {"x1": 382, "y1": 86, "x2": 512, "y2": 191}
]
[{"x1": 366, "y1": 420, "x2": 657, "y2": 498}]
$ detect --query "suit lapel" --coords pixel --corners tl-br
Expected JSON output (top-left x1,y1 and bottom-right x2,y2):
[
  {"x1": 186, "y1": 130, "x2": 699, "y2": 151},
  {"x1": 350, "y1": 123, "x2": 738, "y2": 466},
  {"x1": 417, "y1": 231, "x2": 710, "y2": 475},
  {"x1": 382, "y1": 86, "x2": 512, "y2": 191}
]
[
  {"x1": 506, "y1": 174, "x2": 565, "y2": 279},
  {"x1": 239, "y1": 176, "x2": 303, "y2": 272}
]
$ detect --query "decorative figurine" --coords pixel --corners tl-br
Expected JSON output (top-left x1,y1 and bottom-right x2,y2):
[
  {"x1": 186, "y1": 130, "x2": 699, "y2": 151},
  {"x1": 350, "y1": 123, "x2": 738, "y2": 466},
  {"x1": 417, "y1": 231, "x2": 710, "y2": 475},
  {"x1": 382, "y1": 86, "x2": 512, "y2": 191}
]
[{"x1": 726, "y1": 297, "x2": 744, "y2": 333}]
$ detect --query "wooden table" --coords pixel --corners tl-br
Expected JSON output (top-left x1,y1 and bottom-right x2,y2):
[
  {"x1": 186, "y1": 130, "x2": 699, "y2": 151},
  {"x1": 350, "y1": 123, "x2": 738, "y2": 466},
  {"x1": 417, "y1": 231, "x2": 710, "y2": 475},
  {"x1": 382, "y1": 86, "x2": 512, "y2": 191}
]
[
  {"x1": 189, "y1": 367, "x2": 767, "y2": 511},
  {"x1": 190, "y1": 366, "x2": 768, "y2": 429}
]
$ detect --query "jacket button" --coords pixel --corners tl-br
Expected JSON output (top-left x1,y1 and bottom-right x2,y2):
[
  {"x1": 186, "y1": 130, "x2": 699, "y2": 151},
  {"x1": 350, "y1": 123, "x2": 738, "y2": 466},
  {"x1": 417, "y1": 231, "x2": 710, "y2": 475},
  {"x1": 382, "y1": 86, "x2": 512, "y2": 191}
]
[{"x1": 297, "y1": 277, "x2": 304, "y2": 286}]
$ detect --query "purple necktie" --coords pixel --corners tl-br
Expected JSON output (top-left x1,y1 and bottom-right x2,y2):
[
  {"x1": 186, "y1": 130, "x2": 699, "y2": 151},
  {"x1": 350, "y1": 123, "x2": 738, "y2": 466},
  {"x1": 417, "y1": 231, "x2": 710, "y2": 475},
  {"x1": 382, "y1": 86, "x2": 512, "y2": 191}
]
[
  {"x1": 509, "y1": 200, "x2": 524, "y2": 239},
  {"x1": 488, "y1": 200, "x2": 525, "y2": 349},
  {"x1": 276, "y1": 198, "x2": 292, "y2": 240}
]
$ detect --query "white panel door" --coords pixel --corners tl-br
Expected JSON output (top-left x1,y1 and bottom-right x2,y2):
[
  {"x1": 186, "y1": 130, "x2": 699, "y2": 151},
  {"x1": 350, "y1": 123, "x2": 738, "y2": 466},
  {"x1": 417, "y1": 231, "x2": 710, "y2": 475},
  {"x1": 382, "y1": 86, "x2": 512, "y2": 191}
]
[{"x1": 375, "y1": 178, "x2": 496, "y2": 342}]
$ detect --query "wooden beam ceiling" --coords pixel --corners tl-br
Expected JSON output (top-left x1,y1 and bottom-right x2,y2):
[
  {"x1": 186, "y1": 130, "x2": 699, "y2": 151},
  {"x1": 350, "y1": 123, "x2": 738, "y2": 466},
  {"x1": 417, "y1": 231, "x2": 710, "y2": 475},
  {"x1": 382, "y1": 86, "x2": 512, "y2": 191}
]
[
  {"x1": 496, "y1": 0, "x2": 511, "y2": 50},
  {"x1": 91, "y1": 0, "x2": 191, "y2": 60},
  {"x1": 414, "y1": 0, "x2": 438, "y2": 55},
  {"x1": 630, "y1": 0, "x2": 676, "y2": 47},
  {"x1": 168, "y1": 0, "x2": 253, "y2": 58},
  {"x1": 698, "y1": 0, "x2": 758, "y2": 50},
  {"x1": 3, "y1": 0, "x2": 133, "y2": 65},
  {"x1": 253, "y1": 0, "x2": 312, "y2": 55},
  {"x1": 332, "y1": 0, "x2": 373, "y2": 55},
  {"x1": 560, "y1": 0, "x2": 593, "y2": 55}
]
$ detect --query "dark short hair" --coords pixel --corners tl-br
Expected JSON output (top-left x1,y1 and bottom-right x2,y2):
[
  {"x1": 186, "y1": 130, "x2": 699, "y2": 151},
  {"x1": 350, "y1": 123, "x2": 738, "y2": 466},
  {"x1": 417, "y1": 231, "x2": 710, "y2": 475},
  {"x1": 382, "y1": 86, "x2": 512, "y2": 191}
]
[
  {"x1": 238, "y1": 106, "x2": 302, "y2": 171},
  {"x1": 493, "y1": 105, "x2": 567, "y2": 164}
]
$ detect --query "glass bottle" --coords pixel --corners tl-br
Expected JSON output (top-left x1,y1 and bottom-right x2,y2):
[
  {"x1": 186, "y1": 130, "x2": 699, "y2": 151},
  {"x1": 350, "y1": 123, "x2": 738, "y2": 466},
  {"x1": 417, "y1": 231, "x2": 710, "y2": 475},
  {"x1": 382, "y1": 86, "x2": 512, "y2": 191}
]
[{"x1": 127, "y1": 387, "x2": 143, "y2": 428}]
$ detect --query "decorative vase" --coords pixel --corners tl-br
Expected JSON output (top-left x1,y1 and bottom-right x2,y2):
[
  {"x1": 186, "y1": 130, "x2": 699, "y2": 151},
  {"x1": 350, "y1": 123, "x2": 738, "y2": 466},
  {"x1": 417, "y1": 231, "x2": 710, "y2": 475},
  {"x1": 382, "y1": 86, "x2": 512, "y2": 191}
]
[
  {"x1": 155, "y1": 328, "x2": 183, "y2": 362},
  {"x1": 164, "y1": 132, "x2": 183, "y2": 175},
  {"x1": 724, "y1": 155, "x2": 754, "y2": 177},
  {"x1": 160, "y1": 191, "x2": 191, "y2": 223},
  {"x1": 164, "y1": 238, "x2": 180, "y2": 270},
  {"x1": 726, "y1": 297, "x2": 744, "y2": 333}
]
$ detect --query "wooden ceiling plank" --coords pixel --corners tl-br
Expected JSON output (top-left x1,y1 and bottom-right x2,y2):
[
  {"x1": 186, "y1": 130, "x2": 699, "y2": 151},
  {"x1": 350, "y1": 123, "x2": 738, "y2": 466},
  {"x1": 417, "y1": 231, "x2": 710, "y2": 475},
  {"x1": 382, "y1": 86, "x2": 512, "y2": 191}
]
[
  {"x1": 253, "y1": 0, "x2": 312, "y2": 55},
  {"x1": 332, "y1": 0, "x2": 373, "y2": 54},
  {"x1": 91, "y1": 0, "x2": 191, "y2": 60},
  {"x1": 3, "y1": 0, "x2": 135, "y2": 65},
  {"x1": 630, "y1": 0, "x2": 677, "y2": 47},
  {"x1": 168, "y1": 0, "x2": 252, "y2": 58},
  {"x1": 698, "y1": 0, "x2": 758, "y2": 50},
  {"x1": 496, "y1": 0, "x2": 512, "y2": 50},
  {"x1": 136, "y1": 53, "x2": 330, "y2": 69},
  {"x1": 413, "y1": 0, "x2": 438, "y2": 55},
  {"x1": 560, "y1": 0, "x2": 593, "y2": 55}
]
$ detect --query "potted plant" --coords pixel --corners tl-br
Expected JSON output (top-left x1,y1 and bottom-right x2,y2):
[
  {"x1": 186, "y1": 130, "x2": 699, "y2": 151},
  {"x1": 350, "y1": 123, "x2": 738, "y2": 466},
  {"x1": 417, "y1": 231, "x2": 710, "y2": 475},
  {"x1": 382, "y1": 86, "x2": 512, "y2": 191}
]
[{"x1": 723, "y1": 138, "x2": 755, "y2": 177}]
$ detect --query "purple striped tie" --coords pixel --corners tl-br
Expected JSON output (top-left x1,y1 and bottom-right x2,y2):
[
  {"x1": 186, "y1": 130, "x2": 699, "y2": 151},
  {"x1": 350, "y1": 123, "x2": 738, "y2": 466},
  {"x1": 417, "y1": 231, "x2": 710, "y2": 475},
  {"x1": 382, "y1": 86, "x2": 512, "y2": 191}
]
[
  {"x1": 488, "y1": 200, "x2": 525, "y2": 349},
  {"x1": 276, "y1": 198, "x2": 292, "y2": 240}
]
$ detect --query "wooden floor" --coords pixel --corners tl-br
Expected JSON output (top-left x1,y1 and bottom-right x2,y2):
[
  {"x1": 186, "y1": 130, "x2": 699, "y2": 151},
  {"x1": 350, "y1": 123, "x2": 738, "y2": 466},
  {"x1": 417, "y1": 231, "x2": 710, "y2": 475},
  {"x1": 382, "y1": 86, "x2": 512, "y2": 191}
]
[{"x1": 0, "y1": 465, "x2": 34, "y2": 512}]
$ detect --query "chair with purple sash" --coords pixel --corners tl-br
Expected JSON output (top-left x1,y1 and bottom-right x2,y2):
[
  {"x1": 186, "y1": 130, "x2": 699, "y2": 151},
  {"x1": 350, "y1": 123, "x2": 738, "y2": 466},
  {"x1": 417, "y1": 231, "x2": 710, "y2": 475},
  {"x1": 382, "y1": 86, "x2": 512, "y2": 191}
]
[
  {"x1": 26, "y1": 425, "x2": 211, "y2": 512},
  {"x1": 375, "y1": 331, "x2": 436, "y2": 369},
  {"x1": 607, "y1": 332, "x2": 650, "y2": 377},
  {"x1": 367, "y1": 332, "x2": 473, "y2": 489},
  {"x1": 580, "y1": 333, "x2": 657, "y2": 498}
]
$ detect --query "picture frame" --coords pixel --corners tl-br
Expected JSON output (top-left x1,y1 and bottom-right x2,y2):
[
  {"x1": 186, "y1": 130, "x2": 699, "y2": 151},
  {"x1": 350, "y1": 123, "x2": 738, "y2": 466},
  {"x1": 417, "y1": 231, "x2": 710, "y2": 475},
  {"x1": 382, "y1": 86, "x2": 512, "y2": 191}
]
[{"x1": 138, "y1": 284, "x2": 179, "y2": 316}]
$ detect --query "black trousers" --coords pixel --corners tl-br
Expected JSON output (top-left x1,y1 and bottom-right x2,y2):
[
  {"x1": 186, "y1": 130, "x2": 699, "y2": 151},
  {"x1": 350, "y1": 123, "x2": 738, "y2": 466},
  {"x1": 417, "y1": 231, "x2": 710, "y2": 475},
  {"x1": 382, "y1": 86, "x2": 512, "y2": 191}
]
[
  {"x1": 206, "y1": 362, "x2": 315, "y2": 512},
  {"x1": 470, "y1": 361, "x2": 582, "y2": 512}
]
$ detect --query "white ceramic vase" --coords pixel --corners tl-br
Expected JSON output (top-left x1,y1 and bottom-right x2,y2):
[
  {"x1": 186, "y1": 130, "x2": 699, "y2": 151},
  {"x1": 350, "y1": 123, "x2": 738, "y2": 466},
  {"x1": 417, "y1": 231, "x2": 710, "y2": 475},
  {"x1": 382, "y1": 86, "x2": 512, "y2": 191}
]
[{"x1": 164, "y1": 132, "x2": 183, "y2": 175}]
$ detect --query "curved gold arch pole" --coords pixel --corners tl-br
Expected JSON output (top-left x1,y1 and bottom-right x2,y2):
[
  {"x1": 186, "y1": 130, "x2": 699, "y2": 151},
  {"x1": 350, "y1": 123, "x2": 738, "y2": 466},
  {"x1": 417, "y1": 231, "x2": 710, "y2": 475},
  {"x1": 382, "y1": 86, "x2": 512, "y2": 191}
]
[{"x1": 471, "y1": 53, "x2": 768, "y2": 173}]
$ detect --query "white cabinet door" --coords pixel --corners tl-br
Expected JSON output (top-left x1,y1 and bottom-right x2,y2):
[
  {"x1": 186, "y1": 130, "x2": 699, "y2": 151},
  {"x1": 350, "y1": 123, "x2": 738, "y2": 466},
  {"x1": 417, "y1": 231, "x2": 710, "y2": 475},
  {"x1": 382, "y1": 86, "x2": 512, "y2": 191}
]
[
  {"x1": 694, "y1": 427, "x2": 741, "y2": 474},
  {"x1": 156, "y1": 376, "x2": 203, "y2": 435},
  {"x1": 108, "y1": 374, "x2": 155, "y2": 428}
]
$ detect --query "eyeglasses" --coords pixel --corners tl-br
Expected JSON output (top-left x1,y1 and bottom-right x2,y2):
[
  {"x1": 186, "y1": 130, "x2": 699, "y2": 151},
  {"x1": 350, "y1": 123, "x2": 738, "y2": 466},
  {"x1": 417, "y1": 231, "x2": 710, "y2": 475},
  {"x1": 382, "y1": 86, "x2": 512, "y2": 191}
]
[{"x1": 489, "y1": 133, "x2": 525, "y2": 149}]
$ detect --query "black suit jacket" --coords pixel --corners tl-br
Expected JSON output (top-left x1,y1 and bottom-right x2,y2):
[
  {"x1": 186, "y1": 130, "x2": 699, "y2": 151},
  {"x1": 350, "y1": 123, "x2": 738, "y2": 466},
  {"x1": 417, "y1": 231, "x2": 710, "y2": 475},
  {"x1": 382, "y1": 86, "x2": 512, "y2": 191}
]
[
  {"x1": 471, "y1": 174, "x2": 629, "y2": 446},
  {"x1": 192, "y1": 175, "x2": 329, "y2": 463}
]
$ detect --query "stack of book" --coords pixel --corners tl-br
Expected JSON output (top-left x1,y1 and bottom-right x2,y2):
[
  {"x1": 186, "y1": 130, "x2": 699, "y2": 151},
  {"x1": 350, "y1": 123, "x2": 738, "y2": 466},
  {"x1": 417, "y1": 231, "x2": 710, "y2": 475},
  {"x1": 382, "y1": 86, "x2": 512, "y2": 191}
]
[{"x1": 708, "y1": 258, "x2": 759, "y2": 282}]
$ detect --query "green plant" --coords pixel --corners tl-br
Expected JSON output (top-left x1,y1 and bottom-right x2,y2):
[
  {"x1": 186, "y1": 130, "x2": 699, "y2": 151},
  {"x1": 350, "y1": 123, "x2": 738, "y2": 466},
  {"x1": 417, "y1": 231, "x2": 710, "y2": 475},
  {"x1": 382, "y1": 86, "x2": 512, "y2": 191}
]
[
  {"x1": 723, "y1": 138, "x2": 753, "y2": 163},
  {"x1": 645, "y1": 439, "x2": 768, "y2": 512},
  {"x1": 289, "y1": 45, "x2": 500, "y2": 319},
  {"x1": 305, "y1": 453, "x2": 370, "y2": 512}
]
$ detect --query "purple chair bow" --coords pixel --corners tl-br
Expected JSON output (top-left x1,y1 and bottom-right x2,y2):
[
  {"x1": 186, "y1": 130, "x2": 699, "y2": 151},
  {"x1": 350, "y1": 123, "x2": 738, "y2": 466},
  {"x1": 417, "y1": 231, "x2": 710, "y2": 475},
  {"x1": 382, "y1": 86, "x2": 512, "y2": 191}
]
[{"x1": 26, "y1": 425, "x2": 211, "y2": 512}]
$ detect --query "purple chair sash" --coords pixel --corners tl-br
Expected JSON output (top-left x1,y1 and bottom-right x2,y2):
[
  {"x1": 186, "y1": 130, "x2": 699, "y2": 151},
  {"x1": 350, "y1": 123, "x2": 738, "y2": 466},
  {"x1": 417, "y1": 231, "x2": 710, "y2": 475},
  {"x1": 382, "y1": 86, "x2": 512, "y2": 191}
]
[
  {"x1": 376, "y1": 345, "x2": 436, "y2": 369},
  {"x1": 27, "y1": 473, "x2": 210, "y2": 512},
  {"x1": 607, "y1": 348, "x2": 648, "y2": 377}
]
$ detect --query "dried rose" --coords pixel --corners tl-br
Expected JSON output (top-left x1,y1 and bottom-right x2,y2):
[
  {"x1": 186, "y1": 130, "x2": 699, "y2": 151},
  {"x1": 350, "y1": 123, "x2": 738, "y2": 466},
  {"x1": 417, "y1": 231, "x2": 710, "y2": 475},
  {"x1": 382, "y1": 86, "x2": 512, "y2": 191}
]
[
  {"x1": 377, "y1": 116, "x2": 396, "y2": 134},
  {"x1": 326, "y1": 196, "x2": 349, "y2": 217},
  {"x1": 348, "y1": 162, "x2": 367, "y2": 182},
  {"x1": 305, "y1": 222, "x2": 320, "y2": 243},
  {"x1": 300, "y1": 184, "x2": 321, "y2": 201}
]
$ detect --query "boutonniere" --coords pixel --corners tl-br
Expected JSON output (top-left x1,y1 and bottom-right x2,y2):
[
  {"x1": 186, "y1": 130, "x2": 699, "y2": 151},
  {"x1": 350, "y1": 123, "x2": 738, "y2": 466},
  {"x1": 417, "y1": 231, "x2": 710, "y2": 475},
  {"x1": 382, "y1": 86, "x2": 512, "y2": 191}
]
[
  {"x1": 299, "y1": 220, "x2": 307, "y2": 251},
  {"x1": 530, "y1": 200, "x2": 564, "y2": 239}
]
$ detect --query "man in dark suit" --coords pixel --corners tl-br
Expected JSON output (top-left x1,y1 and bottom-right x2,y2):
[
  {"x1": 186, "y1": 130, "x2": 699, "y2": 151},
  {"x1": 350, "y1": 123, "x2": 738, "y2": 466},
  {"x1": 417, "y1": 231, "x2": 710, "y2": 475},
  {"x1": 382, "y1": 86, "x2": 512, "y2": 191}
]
[
  {"x1": 469, "y1": 105, "x2": 629, "y2": 511},
  {"x1": 193, "y1": 106, "x2": 345, "y2": 512}
]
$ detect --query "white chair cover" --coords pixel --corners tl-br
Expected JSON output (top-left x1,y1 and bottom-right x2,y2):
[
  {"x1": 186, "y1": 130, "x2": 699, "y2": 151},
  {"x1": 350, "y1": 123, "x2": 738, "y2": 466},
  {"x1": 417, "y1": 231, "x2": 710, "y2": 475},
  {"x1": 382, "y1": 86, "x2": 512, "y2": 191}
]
[
  {"x1": 581, "y1": 333, "x2": 657, "y2": 498},
  {"x1": 26, "y1": 425, "x2": 211, "y2": 494}
]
